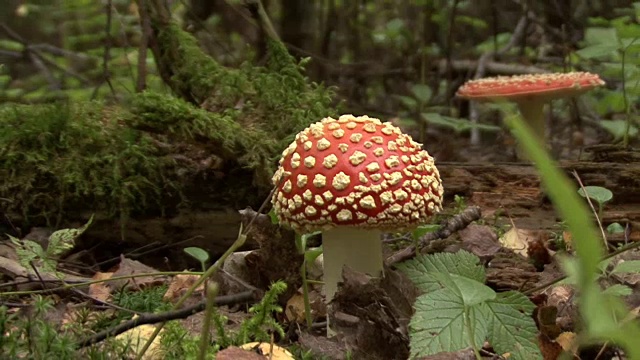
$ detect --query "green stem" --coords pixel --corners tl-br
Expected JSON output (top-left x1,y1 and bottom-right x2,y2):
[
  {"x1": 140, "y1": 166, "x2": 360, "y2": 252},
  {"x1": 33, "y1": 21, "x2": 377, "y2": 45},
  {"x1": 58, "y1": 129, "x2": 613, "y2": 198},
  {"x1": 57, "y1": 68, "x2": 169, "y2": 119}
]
[
  {"x1": 301, "y1": 260, "x2": 313, "y2": 328},
  {"x1": 197, "y1": 282, "x2": 218, "y2": 360},
  {"x1": 135, "y1": 231, "x2": 247, "y2": 359},
  {"x1": 464, "y1": 306, "x2": 482, "y2": 360}
]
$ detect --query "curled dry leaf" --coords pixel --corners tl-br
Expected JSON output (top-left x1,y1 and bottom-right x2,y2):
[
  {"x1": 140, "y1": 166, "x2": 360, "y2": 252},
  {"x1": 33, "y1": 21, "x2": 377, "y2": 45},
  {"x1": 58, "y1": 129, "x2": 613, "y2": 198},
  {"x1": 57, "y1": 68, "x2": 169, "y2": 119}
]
[
  {"x1": 499, "y1": 227, "x2": 539, "y2": 257},
  {"x1": 163, "y1": 273, "x2": 205, "y2": 303},
  {"x1": 88, "y1": 271, "x2": 114, "y2": 302}
]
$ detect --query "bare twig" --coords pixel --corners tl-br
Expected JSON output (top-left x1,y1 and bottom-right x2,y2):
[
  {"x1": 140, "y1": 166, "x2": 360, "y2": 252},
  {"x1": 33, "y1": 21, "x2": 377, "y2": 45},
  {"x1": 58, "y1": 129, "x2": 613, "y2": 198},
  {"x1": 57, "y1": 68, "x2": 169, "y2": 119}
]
[
  {"x1": 136, "y1": 0, "x2": 151, "y2": 92},
  {"x1": 385, "y1": 206, "x2": 482, "y2": 266},
  {"x1": 77, "y1": 290, "x2": 257, "y2": 348},
  {"x1": 92, "y1": 0, "x2": 116, "y2": 99}
]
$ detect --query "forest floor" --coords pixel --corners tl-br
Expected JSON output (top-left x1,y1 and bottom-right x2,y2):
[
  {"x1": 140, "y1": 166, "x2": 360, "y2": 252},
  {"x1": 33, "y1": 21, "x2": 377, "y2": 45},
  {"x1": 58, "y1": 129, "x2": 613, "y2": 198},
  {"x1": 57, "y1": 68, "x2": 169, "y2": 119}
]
[{"x1": 1, "y1": 128, "x2": 639, "y2": 360}]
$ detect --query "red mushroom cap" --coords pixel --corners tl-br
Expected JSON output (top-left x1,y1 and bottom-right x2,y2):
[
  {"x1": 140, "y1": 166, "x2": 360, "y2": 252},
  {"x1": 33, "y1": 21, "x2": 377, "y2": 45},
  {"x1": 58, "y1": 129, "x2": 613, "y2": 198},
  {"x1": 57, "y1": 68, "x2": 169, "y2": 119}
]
[
  {"x1": 271, "y1": 115, "x2": 444, "y2": 233},
  {"x1": 456, "y1": 72, "x2": 605, "y2": 101}
]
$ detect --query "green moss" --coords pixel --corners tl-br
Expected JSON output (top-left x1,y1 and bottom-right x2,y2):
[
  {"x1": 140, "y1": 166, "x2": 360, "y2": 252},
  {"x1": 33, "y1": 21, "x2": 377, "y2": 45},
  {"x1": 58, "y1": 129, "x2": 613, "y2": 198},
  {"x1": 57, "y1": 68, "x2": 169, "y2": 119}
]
[
  {"x1": 1, "y1": 25, "x2": 336, "y2": 224},
  {"x1": 0, "y1": 101, "x2": 174, "y2": 225}
]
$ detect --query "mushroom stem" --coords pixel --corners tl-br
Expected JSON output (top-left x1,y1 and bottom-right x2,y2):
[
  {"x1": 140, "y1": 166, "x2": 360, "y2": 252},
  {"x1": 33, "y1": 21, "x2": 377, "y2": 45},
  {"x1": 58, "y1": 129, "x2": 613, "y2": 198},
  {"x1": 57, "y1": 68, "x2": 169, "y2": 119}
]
[
  {"x1": 322, "y1": 227, "x2": 383, "y2": 334},
  {"x1": 516, "y1": 99, "x2": 546, "y2": 141}
]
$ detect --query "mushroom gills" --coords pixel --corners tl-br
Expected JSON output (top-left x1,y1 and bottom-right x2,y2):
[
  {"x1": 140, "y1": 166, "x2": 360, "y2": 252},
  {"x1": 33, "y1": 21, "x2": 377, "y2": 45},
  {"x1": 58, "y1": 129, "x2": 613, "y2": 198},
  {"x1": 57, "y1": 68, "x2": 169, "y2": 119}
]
[{"x1": 322, "y1": 227, "x2": 384, "y2": 304}]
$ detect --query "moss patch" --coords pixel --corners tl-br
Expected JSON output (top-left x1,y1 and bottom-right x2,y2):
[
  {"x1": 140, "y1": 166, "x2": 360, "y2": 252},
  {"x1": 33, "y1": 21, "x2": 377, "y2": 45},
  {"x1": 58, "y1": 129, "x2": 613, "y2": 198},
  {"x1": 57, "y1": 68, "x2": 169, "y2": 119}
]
[{"x1": 1, "y1": 27, "x2": 336, "y2": 225}]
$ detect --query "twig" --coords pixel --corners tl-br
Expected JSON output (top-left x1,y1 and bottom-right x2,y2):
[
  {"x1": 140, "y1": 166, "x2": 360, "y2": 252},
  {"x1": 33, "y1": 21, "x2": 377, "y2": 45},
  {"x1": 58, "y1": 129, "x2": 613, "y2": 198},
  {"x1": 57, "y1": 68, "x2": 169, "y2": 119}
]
[
  {"x1": 136, "y1": 0, "x2": 151, "y2": 92},
  {"x1": 77, "y1": 290, "x2": 256, "y2": 348},
  {"x1": 572, "y1": 170, "x2": 613, "y2": 251},
  {"x1": 385, "y1": 206, "x2": 482, "y2": 266},
  {"x1": 92, "y1": 0, "x2": 116, "y2": 99}
]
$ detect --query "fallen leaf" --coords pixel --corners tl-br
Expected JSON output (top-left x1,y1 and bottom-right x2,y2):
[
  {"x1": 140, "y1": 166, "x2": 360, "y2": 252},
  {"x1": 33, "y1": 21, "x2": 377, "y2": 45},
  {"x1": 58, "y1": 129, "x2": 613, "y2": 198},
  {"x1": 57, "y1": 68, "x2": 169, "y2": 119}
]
[
  {"x1": 285, "y1": 287, "x2": 326, "y2": 324},
  {"x1": 163, "y1": 273, "x2": 204, "y2": 302},
  {"x1": 89, "y1": 271, "x2": 114, "y2": 302},
  {"x1": 115, "y1": 316, "x2": 163, "y2": 360},
  {"x1": 555, "y1": 332, "x2": 578, "y2": 355},
  {"x1": 459, "y1": 224, "x2": 501, "y2": 259},
  {"x1": 108, "y1": 255, "x2": 166, "y2": 291},
  {"x1": 239, "y1": 342, "x2": 294, "y2": 360},
  {"x1": 499, "y1": 227, "x2": 538, "y2": 257}
]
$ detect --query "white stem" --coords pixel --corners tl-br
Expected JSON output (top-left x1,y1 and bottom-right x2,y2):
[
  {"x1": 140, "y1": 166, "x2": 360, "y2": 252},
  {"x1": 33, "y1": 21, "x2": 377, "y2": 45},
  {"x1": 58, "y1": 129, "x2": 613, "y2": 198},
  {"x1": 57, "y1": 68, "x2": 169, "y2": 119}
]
[
  {"x1": 322, "y1": 227, "x2": 383, "y2": 336},
  {"x1": 516, "y1": 99, "x2": 546, "y2": 142}
]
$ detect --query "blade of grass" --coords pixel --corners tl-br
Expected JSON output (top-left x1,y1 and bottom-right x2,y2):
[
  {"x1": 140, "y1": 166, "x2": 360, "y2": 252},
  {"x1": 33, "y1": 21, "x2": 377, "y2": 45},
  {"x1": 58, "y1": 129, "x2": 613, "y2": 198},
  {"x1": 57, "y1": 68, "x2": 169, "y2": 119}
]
[{"x1": 503, "y1": 110, "x2": 640, "y2": 356}]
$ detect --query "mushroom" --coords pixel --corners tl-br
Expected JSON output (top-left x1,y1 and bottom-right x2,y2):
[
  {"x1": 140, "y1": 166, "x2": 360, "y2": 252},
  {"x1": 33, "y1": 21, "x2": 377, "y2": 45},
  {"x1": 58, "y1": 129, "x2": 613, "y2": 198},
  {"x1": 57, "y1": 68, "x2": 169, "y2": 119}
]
[
  {"x1": 456, "y1": 72, "x2": 605, "y2": 142},
  {"x1": 271, "y1": 114, "x2": 443, "y2": 333}
]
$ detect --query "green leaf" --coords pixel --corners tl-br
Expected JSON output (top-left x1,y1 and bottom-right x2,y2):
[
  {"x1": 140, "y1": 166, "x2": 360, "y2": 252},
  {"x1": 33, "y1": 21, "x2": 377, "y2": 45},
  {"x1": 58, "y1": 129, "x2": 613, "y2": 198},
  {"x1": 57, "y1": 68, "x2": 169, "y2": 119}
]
[
  {"x1": 47, "y1": 215, "x2": 94, "y2": 257},
  {"x1": 304, "y1": 247, "x2": 323, "y2": 264},
  {"x1": 421, "y1": 113, "x2": 501, "y2": 134},
  {"x1": 602, "y1": 284, "x2": 632, "y2": 297},
  {"x1": 409, "y1": 288, "x2": 489, "y2": 357},
  {"x1": 395, "y1": 95, "x2": 418, "y2": 109},
  {"x1": 431, "y1": 272, "x2": 496, "y2": 306},
  {"x1": 411, "y1": 224, "x2": 440, "y2": 240},
  {"x1": 607, "y1": 222, "x2": 625, "y2": 234},
  {"x1": 9, "y1": 234, "x2": 44, "y2": 270},
  {"x1": 611, "y1": 260, "x2": 640, "y2": 274},
  {"x1": 486, "y1": 291, "x2": 540, "y2": 360},
  {"x1": 584, "y1": 27, "x2": 619, "y2": 46},
  {"x1": 268, "y1": 209, "x2": 279, "y2": 225},
  {"x1": 598, "y1": 119, "x2": 638, "y2": 142},
  {"x1": 576, "y1": 44, "x2": 620, "y2": 59},
  {"x1": 398, "y1": 251, "x2": 486, "y2": 291},
  {"x1": 577, "y1": 186, "x2": 613, "y2": 205},
  {"x1": 411, "y1": 84, "x2": 432, "y2": 104},
  {"x1": 184, "y1": 247, "x2": 210, "y2": 264}
]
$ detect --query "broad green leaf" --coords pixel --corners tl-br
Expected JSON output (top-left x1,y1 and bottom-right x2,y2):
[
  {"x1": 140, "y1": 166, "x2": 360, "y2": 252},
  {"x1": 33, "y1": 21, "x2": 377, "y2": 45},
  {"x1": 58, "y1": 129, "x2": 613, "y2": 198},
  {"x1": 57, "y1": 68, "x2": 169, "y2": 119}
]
[
  {"x1": 431, "y1": 272, "x2": 496, "y2": 306},
  {"x1": 409, "y1": 287, "x2": 489, "y2": 357},
  {"x1": 607, "y1": 222, "x2": 625, "y2": 234},
  {"x1": 421, "y1": 113, "x2": 501, "y2": 134},
  {"x1": 398, "y1": 251, "x2": 486, "y2": 291},
  {"x1": 486, "y1": 291, "x2": 540, "y2": 360},
  {"x1": 47, "y1": 215, "x2": 94, "y2": 257},
  {"x1": 584, "y1": 27, "x2": 619, "y2": 46},
  {"x1": 304, "y1": 246, "x2": 322, "y2": 264},
  {"x1": 9, "y1": 234, "x2": 44, "y2": 270},
  {"x1": 395, "y1": 95, "x2": 418, "y2": 109},
  {"x1": 268, "y1": 209, "x2": 279, "y2": 225},
  {"x1": 576, "y1": 44, "x2": 620, "y2": 59},
  {"x1": 598, "y1": 119, "x2": 638, "y2": 142},
  {"x1": 577, "y1": 186, "x2": 613, "y2": 205},
  {"x1": 411, "y1": 84, "x2": 432, "y2": 104},
  {"x1": 611, "y1": 260, "x2": 640, "y2": 274},
  {"x1": 602, "y1": 284, "x2": 632, "y2": 297},
  {"x1": 184, "y1": 247, "x2": 210, "y2": 263}
]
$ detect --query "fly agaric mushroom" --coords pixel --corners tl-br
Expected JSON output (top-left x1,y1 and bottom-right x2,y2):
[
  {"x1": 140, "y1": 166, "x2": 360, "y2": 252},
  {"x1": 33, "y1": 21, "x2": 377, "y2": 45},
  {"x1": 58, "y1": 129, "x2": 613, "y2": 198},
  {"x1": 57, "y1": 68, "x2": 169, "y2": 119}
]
[
  {"x1": 271, "y1": 114, "x2": 443, "y2": 325},
  {"x1": 456, "y1": 72, "x2": 605, "y2": 141}
]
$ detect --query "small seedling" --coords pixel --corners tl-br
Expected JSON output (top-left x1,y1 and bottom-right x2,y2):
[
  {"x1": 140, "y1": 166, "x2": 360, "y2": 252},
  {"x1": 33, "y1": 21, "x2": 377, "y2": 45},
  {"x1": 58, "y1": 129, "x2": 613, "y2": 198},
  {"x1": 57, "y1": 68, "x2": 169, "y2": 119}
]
[
  {"x1": 184, "y1": 247, "x2": 210, "y2": 272},
  {"x1": 607, "y1": 222, "x2": 625, "y2": 234},
  {"x1": 295, "y1": 231, "x2": 322, "y2": 328},
  {"x1": 577, "y1": 185, "x2": 613, "y2": 219}
]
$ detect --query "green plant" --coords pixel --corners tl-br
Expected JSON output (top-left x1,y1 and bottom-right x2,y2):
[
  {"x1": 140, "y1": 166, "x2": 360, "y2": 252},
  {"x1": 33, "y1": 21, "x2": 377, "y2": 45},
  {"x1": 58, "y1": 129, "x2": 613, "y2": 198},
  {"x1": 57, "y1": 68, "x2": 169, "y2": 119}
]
[
  {"x1": 295, "y1": 232, "x2": 323, "y2": 328},
  {"x1": 577, "y1": 185, "x2": 613, "y2": 219},
  {"x1": 576, "y1": 3, "x2": 640, "y2": 146},
  {"x1": 184, "y1": 247, "x2": 210, "y2": 272},
  {"x1": 396, "y1": 84, "x2": 500, "y2": 142},
  {"x1": 503, "y1": 107, "x2": 640, "y2": 356},
  {"x1": 399, "y1": 251, "x2": 539, "y2": 359},
  {"x1": 9, "y1": 215, "x2": 93, "y2": 275}
]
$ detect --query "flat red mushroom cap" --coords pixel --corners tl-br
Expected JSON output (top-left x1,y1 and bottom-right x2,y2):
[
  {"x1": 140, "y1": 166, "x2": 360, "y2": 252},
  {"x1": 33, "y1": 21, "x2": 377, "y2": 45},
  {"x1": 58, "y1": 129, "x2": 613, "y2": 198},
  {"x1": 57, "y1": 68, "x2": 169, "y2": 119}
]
[
  {"x1": 456, "y1": 72, "x2": 605, "y2": 101},
  {"x1": 271, "y1": 115, "x2": 444, "y2": 233}
]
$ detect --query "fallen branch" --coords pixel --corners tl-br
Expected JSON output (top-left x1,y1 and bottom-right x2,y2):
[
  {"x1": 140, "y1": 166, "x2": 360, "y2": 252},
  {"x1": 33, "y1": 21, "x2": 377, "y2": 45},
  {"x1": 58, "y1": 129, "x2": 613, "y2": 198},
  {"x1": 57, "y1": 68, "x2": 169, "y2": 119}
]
[
  {"x1": 77, "y1": 290, "x2": 258, "y2": 348},
  {"x1": 385, "y1": 206, "x2": 482, "y2": 266}
]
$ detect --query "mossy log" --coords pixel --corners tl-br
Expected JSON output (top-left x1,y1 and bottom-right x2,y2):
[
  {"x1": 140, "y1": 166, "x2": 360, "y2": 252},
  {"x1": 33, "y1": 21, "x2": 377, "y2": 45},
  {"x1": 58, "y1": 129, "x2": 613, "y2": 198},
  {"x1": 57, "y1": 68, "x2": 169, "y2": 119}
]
[{"x1": 0, "y1": 5, "x2": 334, "y2": 264}]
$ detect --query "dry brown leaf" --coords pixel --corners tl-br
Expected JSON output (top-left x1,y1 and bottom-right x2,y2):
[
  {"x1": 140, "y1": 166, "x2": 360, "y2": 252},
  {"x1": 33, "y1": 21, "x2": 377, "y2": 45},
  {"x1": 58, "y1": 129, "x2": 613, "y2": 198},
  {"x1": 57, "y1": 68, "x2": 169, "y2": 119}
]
[
  {"x1": 163, "y1": 273, "x2": 204, "y2": 302},
  {"x1": 499, "y1": 227, "x2": 538, "y2": 257},
  {"x1": 239, "y1": 342, "x2": 294, "y2": 360},
  {"x1": 108, "y1": 255, "x2": 166, "y2": 291},
  {"x1": 555, "y1": 332, "x2": 578, "y2": 355},
  {"x1": 88, "y1": 271, "x2": 114, "y2": 302},
  {"x1": 216, "y1": 346, "x2": 266, "y2": 360}
]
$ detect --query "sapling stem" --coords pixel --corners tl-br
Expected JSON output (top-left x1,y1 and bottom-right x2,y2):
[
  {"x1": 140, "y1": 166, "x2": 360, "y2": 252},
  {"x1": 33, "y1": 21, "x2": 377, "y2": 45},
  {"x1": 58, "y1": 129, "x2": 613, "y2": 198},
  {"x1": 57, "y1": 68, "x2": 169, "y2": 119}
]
[{"x1": 197, "y1": 281, "x2": 218, "y2": 360}]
